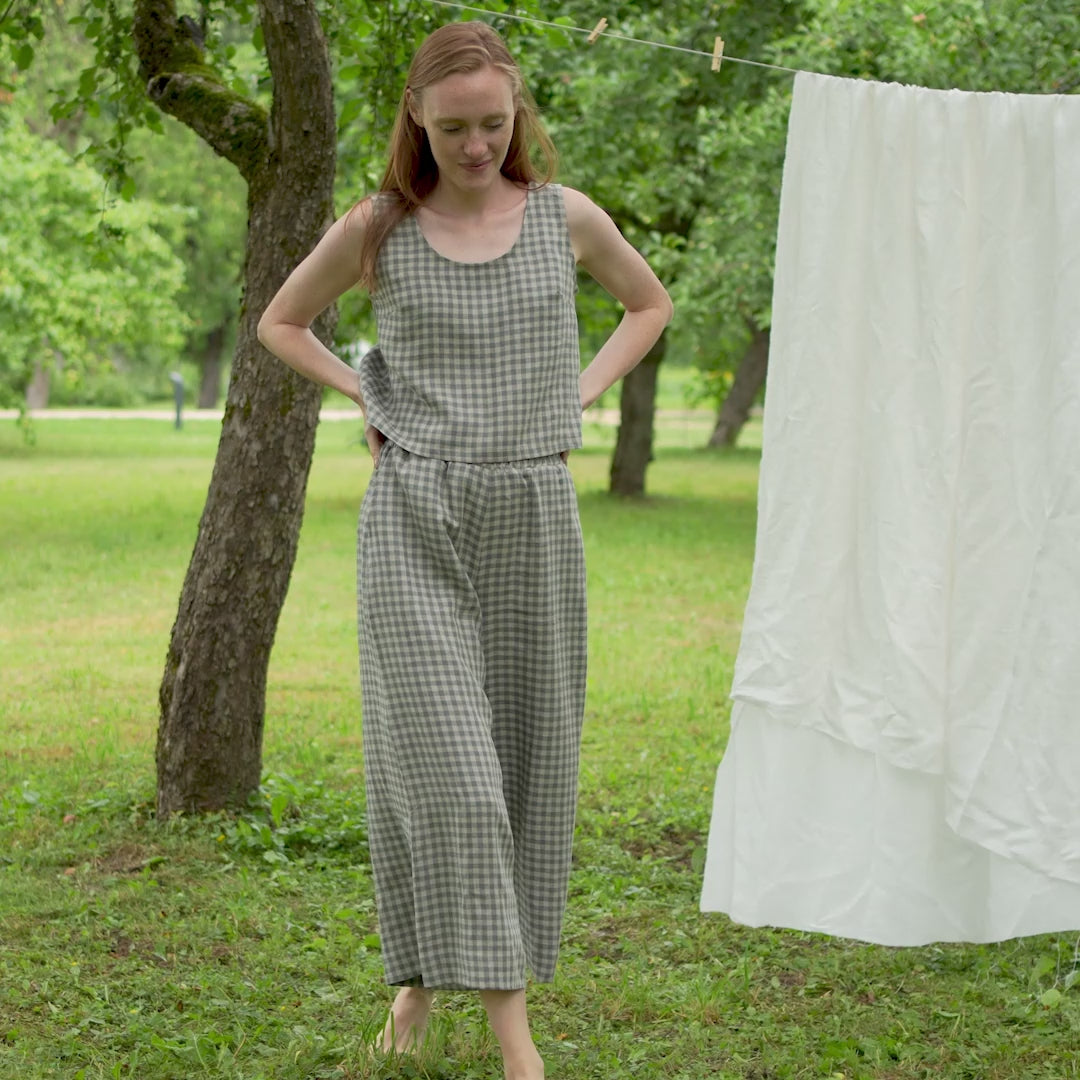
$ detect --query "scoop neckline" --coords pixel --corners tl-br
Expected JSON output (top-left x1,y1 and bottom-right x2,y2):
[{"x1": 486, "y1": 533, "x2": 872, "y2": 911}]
[{"x1": 412, "y1": 188, "x2": 531, "y2": 267}]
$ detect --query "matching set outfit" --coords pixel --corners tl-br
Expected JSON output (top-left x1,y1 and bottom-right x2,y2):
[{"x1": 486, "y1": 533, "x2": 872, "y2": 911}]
[{"x1": 356, "y1": 183, "x2": 587, "y2": 989}]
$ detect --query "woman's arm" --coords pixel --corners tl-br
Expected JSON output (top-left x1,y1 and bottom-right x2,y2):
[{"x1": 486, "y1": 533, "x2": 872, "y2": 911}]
[
  {"x1": 256, "y1": 201, "x2": 373, "y2": 410},
  {"x1": 561, "y1": 186, "x2": 674, "y2": 410}
]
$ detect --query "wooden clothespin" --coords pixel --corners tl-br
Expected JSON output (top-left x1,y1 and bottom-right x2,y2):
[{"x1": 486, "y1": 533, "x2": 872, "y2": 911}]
[
  {"x1": 587, "y1": 18, "x2": 608, "y2": 45},
  {"x1": 711, "y1": 36, "x2": 725, "y2": 72}
]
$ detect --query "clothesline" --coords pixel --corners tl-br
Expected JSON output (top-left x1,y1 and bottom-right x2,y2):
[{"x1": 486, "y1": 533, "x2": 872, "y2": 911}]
[{"x1": 424, "y1": 0, "x2": 803, "y2": 76}]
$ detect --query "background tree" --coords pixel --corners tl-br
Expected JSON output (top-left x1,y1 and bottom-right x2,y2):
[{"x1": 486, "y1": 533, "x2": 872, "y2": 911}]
[
  {"x1": 0, "y1": 110, "x2": 189, "y2": 411},
  {"x1": 129, "y1": 116, "x2": 247, "y2": 408},
  {"x1": 125, "y1": 0, "x2": 338, "y2": 817},
  {"x1": 8, "y1": 7, "x2": 247, "y2": 410}
]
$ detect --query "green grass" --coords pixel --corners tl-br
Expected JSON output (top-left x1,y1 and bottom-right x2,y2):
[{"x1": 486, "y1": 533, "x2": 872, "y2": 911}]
[{"x1": 1, "y1": 418, "x2": 1077, "y2": 1080}]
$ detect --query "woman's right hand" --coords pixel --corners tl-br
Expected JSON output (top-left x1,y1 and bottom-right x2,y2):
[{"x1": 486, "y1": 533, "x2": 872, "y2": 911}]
[{"x1": 365, "y1": 423, "x2": 387, "y2": 467}]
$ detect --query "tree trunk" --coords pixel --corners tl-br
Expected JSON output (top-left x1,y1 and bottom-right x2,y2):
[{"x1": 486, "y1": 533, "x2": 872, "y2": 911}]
[
  {"x1": 708, "y1": 324, "x2": 769, "y2": 448},
  {"x1": 134, "y1": 0, "x2": 337, "y2": 817},
  {"x1": 196, "y1": 321, "x2": 228, "y2": 409},
  {"x1": 25, "y1": 358, "x2": 50, "y2": 409},
  {"x1": 609, "y1": 329, "x2": 667, "y2": 496}
]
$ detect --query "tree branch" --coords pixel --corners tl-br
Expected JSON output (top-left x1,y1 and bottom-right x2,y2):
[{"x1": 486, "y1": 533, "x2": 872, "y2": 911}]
[
  {"x1": 132, "y1": 0, "x2": 268, "y2": 182},
  {"x1": 257, "y1": 0, "x2": 336, "y2": 184}
]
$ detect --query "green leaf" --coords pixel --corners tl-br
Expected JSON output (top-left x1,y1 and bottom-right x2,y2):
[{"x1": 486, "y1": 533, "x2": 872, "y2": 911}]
[
  {"x1": 1031, "y1": 955, "x2": 1056, "y2": 983},
  {"x1": 1039, "y1": 988, "x2": 1063, "y2": 1009},
  {"x1": 270, "y1": 792, "x2": 289, "y2": 828},
  {"x1": 13, "y1": 43, "x2": 34, "y2": 71},
  {"x1": 338, "y1": 98, "x2": 365, "y2": 129},
  {"x1": 78, "y1": 67, "x2": 98, "y2": 97}
]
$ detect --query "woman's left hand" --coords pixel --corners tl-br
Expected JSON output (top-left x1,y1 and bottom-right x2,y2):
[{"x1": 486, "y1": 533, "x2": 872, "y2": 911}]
[{"x1": 366, "y1": 424, "x2": 387, "y2": 467}]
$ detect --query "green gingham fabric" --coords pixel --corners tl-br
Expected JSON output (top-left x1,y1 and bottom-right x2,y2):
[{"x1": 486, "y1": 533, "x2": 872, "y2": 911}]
[
  {"x1": 355, "y1": 185, "x2": 588, "y2": 990},
  {"x1": 359, "y1": 183, "x2": 583, "y2": 463}
]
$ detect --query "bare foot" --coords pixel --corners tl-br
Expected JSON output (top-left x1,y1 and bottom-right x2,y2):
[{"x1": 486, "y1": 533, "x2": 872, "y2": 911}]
[
  {"x1": 504, "y1": 1043, "x2": 545, "y2": 1080},
  {"x1": 375, "y1": 986, "x2": 434, "y2": 1054}
]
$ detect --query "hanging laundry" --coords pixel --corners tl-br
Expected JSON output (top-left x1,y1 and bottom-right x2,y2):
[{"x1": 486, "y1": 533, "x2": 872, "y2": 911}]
[{"x1": 701, "y1": 71, "x2": 1080, "y2": 945}]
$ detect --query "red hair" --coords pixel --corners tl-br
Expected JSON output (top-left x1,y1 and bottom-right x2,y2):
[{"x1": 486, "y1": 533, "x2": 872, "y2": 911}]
[{"x1": 351, "y1": 21, "x2": 557, "y2": 291}]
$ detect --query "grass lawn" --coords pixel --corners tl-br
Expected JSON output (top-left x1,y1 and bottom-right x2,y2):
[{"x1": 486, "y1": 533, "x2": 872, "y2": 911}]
[{"x1": 0, "y1": 415, "x2": 1077, "y2": 1080}]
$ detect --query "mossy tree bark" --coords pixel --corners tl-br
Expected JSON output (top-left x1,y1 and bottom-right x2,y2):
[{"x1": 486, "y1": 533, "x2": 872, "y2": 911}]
[
  {"x1": 133, "y1": 0, "x2": 338, "y2": 818},
  {"x1": 709, "y1": 324, "x2": 770, "y2": 448},
  {"x1": 609, "y1": 329, "x2": 667, "y2": 497}
]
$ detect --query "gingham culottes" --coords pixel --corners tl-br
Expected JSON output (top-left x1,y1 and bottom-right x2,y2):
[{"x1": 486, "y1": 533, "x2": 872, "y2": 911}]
[{"x1": 357, "y1": 442, "x2": 587, "y2": 990}]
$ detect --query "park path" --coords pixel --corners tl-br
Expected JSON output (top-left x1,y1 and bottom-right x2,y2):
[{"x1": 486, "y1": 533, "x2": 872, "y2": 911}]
[
  {"x1": 0, "y1": 406, "x2": 709, "y2": 425},
  {"x1": 0, "y1": 407, "x2": 365, "y2": 422}
]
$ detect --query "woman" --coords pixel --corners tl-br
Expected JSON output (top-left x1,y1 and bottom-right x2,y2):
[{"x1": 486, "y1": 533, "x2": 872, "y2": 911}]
[{"x1": 258, "y1": 20, "x2": 672, "y2": 1080}]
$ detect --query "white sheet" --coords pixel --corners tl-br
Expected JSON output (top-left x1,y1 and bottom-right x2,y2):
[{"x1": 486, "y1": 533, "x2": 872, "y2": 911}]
[{"x1": 701, "y1": 72, "x2": 1080, "y2": 944}]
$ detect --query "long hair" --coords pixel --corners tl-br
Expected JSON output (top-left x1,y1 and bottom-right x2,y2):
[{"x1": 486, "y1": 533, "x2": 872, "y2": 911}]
[{"x1": 352, "y1": 21, "x2": 558, "y2": 292}]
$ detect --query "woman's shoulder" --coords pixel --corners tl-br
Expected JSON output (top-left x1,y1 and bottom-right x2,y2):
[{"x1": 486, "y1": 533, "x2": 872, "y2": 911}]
[
  {"x1": 340, "y1": 193, "x2": 377, "y2": 237},
  {"x1": 345, "y1": 190, "x2": 403, "y2": 228},
  {"x1": 548, "y1": 185, "x2": 606, "y2": 233},
  {"x1": 527, "y1": 182, "x2": 597, "y2": 221},
  {"x1": 550, "y1": 184, "x2": 597, "y2": 213},
  {"x1": 340, "y1": 191, "x2": 414, "y2": 261}
]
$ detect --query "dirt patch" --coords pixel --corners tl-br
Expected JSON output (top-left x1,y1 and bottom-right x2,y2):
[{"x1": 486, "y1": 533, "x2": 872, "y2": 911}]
[
  {"x1": 93, "y1": 842, "x2": 164, "y2": 875},
  {"x1": 622, "y1": 823, "x2": 702, "y2": 868},
  {"x1": 581, "y1": 915, "x2": 628, "y2": 961},
  {"x1": 108, "y1": 935, "x2": 135, "y2": 958}
]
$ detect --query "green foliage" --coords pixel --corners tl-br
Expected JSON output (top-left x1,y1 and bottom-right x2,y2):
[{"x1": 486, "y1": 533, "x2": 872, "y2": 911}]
[
  {"x1": 220, "y1": 773, "x2": 369, "y2": 870},
  {"x1": 330, "y1": 0, "x2": 438, "y2": 193},
  {"x1": 0, "y1": 1, "x2": 45, "y2": 89},
  {"x1": 0, "y1": 112, "x2": 190, "y2": 410},
  {"x1": 128, "y1": 114, "x2": 246, "y2": 369},
  {"x1": 792, "y1": 0, "x2": 1080, "y2": 93},
  {"x1": 56, "y1": 0, "x2": 158, "y2": 198},
  {"x1": 12, "y1": 14, "x2": 247, "y2": 395}
]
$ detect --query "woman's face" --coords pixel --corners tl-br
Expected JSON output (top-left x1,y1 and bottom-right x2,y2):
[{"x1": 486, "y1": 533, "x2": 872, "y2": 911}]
[{"x1": 410, "y1": 65, "x2": 516, "y2": 193}]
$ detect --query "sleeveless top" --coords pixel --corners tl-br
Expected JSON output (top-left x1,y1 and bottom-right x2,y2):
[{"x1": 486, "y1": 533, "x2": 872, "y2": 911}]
[{"x1": 358, "y1": 183, "x2": 583, "y2": 463}]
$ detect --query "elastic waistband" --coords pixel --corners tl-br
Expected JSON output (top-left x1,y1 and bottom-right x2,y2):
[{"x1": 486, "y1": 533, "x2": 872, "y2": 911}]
[{"x1": 381, "y1": 442, "x2": 566, "y2": 469}]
